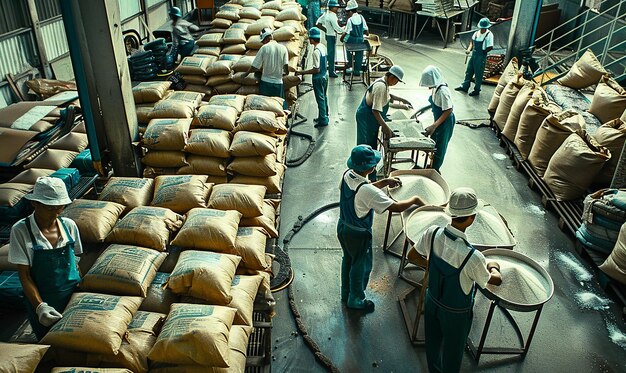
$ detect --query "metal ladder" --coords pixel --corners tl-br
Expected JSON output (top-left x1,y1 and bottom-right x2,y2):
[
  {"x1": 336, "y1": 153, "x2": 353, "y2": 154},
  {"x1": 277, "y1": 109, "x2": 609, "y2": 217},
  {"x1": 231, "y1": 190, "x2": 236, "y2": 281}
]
[{"x1": 533, "y1": 0, "x2": 626, "y2": 85}]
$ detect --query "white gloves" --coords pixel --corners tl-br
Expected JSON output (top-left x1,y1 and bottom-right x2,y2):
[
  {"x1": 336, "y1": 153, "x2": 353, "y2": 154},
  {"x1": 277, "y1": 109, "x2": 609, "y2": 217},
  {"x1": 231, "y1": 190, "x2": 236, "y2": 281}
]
[{"x1": 35, "y1": 302, "x2": 63, "y2": 327}]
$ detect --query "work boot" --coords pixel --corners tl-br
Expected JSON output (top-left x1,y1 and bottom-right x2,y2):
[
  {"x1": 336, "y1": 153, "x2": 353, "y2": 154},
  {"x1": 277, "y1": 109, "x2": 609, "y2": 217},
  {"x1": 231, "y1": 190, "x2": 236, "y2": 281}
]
[
  {"x1": 454, "y1": 86, "x2": 468, "y2": 93},
  {"x1": 469, "y1": 90, "x2": 480, "y2": 96},
  {"x1": 347, "y1": 295, "x2": 375, "y2": 313},
  {"x1": 329, "y1": 73, "x2": 339, "y2": 78}
]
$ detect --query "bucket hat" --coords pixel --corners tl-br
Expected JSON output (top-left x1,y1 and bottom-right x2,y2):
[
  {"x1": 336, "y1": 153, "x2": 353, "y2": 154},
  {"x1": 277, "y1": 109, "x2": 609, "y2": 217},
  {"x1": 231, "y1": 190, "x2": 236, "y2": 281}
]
[
  {"x1": 445, "y1": 187, "x2": 484, "y2": 218},
  {"x1": 24, "y1": 177, "x2": 72, "y2": 206},
  {"x1": 478, "y1": 18, "x2": 491, "y2": 29},
  {"x1": 308, "y1": 27, "x2": 322, "y2": 39},
  {"x1": 347, "y1": 145, "x2": 381, "y2": 172}
]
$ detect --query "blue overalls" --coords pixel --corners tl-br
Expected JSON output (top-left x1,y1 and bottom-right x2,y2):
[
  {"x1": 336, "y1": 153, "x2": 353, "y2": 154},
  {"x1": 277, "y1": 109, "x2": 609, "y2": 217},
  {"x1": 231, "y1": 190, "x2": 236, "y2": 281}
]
[
  {"x1": 337, "y1": 170, "x2": 374, "y2": 309},
  {"x1": 345, "y1": 15, "x2": 365, "y2": 75},
  {"x1": 429, "y1": 84, "x2": 455, "y2": 172},
  {"x1": 355, "y1": 79, "x2": 389, "y2": 181},
  {"x1": 307, "y1": 0, "x2": 322, "y2": 30},
  {"x1": 312, "y1": 45, "x2": 329, "y2": 126},
  {"x1": 326, "y1": 28, "x2": 337, "y2": 76},
  {"x1": 22, "y1": 218, "x2": 80, "y2": 340},
  {"x1": 425, "y1": 227, "x2": 477, "y2": 373},
  {"x1": 460, "y1": 31, "x2": 490, "y2": 93}
]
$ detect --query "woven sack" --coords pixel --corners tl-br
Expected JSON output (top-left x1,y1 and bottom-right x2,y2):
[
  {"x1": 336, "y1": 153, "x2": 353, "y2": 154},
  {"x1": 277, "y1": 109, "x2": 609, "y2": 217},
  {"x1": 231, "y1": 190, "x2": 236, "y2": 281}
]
[
  {"x1": 136, "y1": 104, "x2": 154, "y2": 124},
  {"x1": 195, "y1": 46, "x2": 221, "y2": 57},
  {"x1": 208, "y1": 94, "x2": 246, "y2": 113},
  {"x1": 240, "y1": 6, "x2": 262, "y2": 19},
  {"x1": 236, "y1": 110, "x2": 288, "y2": 134},
  {"x1": 196, "y1": 33, "x2": 223, "y2": 47},
  {"x1": 206, "y1": 74, "x2": 233, "y2": 86},
  {"x1": 206, "y1": 60, "x2": 235, "y2": 76},
  {"x1": 240, "y1": 199, "x2": 279, "y2": 237},
  {"x1": 276, "y1": 7, "x2": 303, "y2": 21},
  {"x1": 215, "y1": 9, "x2": 240, "y2": 21},
  {"x1": 142, "y1": 151, "x2": 187, "y2": 168},
  {"x1": 149, "y1": 100, "x2": 195, "y2": 119},
  {"x1": 193, "y1": 104, "x2": 239, "y2": 130},
  {"x1": 245, "y1": 35, "x2": 263, "y2": 49},
  {"x1": 211, "y1": 17, "x2": 233, "y2": 29},
  {"x1": 514, "y1": 94, "x2": 561, "y2": 160},
  {"x1": 0, "y1": 343, "x2": 49, "y2": 373},
  {"x1": 488, "y1": 57, "x2": 518, "y2": 113},
  {"x1": 244, "y1": 95, "x2": 285, "y2": 116},
  {"x1": 222, "y1": 28, "x2": 247, "y2": 44},
  {"x1": 50, "y1": 132, "x2": 89, "y2": 153},
  {"x1": 230, "y1": 131, "x2": 277, "y2": 156},
  {"x1": 207, "y1": 183, "x2": 266, "y2": 218},
  {"x1": 133, "y1": 81, "x2": 172, "y2": 104},
  {"x1": 8, "y1": 168, "x2": 53, "y2": 184},
  {"x1": 237, "y1": 85, "x2": 260, "y2": 95},
  {"x1": 213, "y1": 82, "x2": 241, "y2": 94},
  {"x1": 232, "y1": 72, "x2": 259, "y2": 85},
  {"x1": 234, "y1": 227, "x2": 271, "y2": 270},
  {"x1": 228, "y1": 153, "x2": 278, "y2": 177},
  {"x1": 106, "y1": 206, "x2": 183, "y2": 251},
  {"x1": 171, "y1": 208, "x2": 242, "y2": 252},
  {"x1": 60, "y1": 199, "x2": 124, "y2": 243},
  {"x1": 185, "y1": 129, "x2": 231, "y2": 157},
  {"x1": 143, "y1": 119, "x2": 191, "y2": 151},
  {"x1": 139, "y1": 273, "x2": 178, "y2": 314},
  {"x1": 177, "y1": 156, "x2": 228, "y2": 176},
  {"x1": 151, "y1": 175, "x2": 211, "y2": 214},
  {"x1": 492, "y1": 74, "x2": 526, "y2": 130},
  {"x1": 181, "y1": 74, "x2": 208, "y2": 85},
  {"x1": 228, "y1": 275, "x2": 263, "y2": 325},
  {"x1": 232, "y1": 56, "x2": 256, "y2": 72},
  {"x1": 175, "y1": 57, "x2": 211, "y2": 76},
  {"x1": 501, "y1": 82, "x2": 536, "y2": 141},
  {"x1": 25, "y1": 149, "x2": 78, "y2": 170},
  {"x1": 99, "y1": 177, "x2": 154, "y2": 212},
  {"x1": 600, "y1": 223, "x2": 626, "y2": 285},
  {"x1": 231, "y1": 163, "x2": 285, "y2": 194}
]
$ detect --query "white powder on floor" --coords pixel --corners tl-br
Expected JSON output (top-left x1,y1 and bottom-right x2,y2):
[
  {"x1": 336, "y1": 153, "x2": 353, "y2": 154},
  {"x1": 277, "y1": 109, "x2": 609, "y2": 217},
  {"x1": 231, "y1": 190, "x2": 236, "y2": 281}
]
[
  {"x1": 487, "y1": 261, "x2": 549, "y2": 305},
  {"x1": 556, "y1": 252, "x2": 593, "y2": 282},
  {"x1": 390, "y1": 175, "x2": 448, "y2": 205},
  {"x1": 607, "y1": 322, "x2": 626, "y2": 349},
  {"x1": 525, "y1": 204, "x2": 546, "y2": 216},
  {"x1": 492, "y1": 153, "x2": 508, "y2": 160},
  {"x1": 575, "y1": 292, "x2": 611, "y2": 311}
]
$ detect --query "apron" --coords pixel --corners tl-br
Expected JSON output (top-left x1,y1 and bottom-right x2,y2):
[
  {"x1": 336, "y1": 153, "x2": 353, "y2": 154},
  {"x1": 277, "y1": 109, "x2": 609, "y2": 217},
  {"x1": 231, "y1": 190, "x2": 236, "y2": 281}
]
[
  {"x1": 22, "y1": 218, "x2": 80, "y2": 340},
  {"x1": 425, "y1": 227, "x2": 476, "y2": 373},
  {"x1": 429, "y1": 85, "x2": 455, "y2": 172},
  {"x1": 337, "y1": 170, "x2": 374, "y2": 304},
  {"x1": 461, "y1": 31, "x2": 490, "y2": 92},
  {"x1": 345, "y1": 15, "x2": 365, "y2": 74},
  {"x1": 355, "y1": 79, "x2": 389, "y2": 180},
  {"x1": 312, "y1": 46, "x2": 329, "y2": 125}
]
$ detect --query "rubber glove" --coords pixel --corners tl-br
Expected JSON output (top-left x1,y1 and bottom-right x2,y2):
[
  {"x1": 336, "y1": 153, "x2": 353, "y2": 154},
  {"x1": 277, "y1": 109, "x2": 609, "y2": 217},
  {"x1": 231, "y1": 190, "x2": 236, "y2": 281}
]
[{"x1": 36, "y1": 302, "x2": 63, "y2": 327}]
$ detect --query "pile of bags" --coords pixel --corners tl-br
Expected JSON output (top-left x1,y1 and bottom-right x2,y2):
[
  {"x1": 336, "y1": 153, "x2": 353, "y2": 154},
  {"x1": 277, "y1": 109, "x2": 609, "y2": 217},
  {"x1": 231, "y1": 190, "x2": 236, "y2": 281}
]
[
  {"x1": 489, "y1": 50, "x2": 626, "y2": 201},
  {"x1": 577, "y1": 189, "x2": 626, "y2": 255},
  {"x1": 128, "y1": 50, "x2": 157, "y2": 81}
]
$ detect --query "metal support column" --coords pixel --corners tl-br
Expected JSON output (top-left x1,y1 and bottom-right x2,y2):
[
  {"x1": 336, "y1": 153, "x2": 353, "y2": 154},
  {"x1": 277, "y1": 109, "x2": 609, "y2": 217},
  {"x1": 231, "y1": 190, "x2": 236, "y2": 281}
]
[
  {"x1": 26, "y1": 0, "x2": 52, "y2": 79},
  {"x1": 505, "y1": 0, "x2": 543, "y2": 63}
]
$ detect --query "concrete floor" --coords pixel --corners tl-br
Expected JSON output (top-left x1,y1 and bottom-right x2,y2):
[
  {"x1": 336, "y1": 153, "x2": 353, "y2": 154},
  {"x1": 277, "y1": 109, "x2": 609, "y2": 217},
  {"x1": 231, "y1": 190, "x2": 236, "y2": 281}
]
[{"x1": 271, "y1": 36, "x2": 626, "y2": 372}]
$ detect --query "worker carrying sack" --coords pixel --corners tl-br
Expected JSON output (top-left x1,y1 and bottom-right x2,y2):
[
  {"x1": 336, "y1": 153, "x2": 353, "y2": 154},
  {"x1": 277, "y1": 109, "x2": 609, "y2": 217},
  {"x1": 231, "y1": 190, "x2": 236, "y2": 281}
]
[
  {"x1": 99, "y1": 177, "x2": 154, "y2": 212},
  {"x1": 143, "y1": 119, "x2": 192, "y2": 151},
  {"x1": 207, "y1": 183, "x2": 267, "y2": 218},
  {"x1": 106, "y1": 206, "x2": 183, "y2": 251},
  {"x1": 151, "y1": 175, "x2": 211, "y2": 214},
  {"x1": 170, "y1": 208, "x2": 242, "y2": 252},
  {"x1": 244, "y1": 95, "x2": 285, "y2": 116},
  {"x1": 60, "y1": 199, "x2": 125, "y2": 243}
]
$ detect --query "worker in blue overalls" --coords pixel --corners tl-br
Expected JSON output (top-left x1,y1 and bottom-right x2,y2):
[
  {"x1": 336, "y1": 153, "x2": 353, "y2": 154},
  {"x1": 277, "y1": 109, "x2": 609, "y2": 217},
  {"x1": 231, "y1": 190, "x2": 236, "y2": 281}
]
[
  {"x1": 455, "y1": 17, "x2": 493, "y2": 96},
  {"x1": 355, "y1": 65, "x2": 412, "y2": 180},
  {"x1": 8, "y1": 177, "x2": 82, "y2": 340},
  {"x1": 338, "y1": 145, "x2": 424, "y2": 312},
  {"x1": 169, "y1": 6, "x2": 199, "y2": 60},
  {"x1": 341, "y1": 0, "x2": 368, "y2": 76},
  {"x1": 420, "y1": 65, "x2": 456, "y2": 173},
  {"x1": 315, "y1": 0, "x2": 343, "y2": 78},
  {"x1": 296, "y1": 27, "x2": 329, "y2": 127},
  {"x1": 414, "y1": 188, "x2": 502, "y2": 373}
]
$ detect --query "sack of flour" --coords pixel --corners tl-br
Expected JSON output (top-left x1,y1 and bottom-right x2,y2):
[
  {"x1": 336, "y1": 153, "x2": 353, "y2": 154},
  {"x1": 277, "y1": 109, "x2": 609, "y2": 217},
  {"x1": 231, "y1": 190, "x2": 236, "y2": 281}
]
[
  {"x1": 61, "y1": 199, "x2": 125, "y2": 243},
  {"x1": 106, "y1": 206, "x2": 183, "y2": 251},
  {"x1": 170, "y1": 208, "x2": 241, "y2": 252}
]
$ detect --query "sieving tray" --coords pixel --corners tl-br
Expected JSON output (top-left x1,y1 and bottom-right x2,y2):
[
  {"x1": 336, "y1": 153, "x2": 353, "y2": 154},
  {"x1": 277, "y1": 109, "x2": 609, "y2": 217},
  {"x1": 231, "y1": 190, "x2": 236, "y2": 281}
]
[{"x1": 388, "y1": 169, "x2": 450, "y2": 206}]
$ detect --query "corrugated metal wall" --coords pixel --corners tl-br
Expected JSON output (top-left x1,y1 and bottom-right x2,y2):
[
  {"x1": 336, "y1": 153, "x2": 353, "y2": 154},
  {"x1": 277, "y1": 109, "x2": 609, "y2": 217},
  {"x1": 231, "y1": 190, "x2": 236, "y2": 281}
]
[
  {"x1": 0, "y1": 30, "x2": 38, "y2": 77},
  {"x1": 35, "y1": 0, "x2": 62, "y2": 21},
  {"x1": 40, "y1": 18, "x2": 69, "y2": 61},
  {"x1": 0, "y1": 0, "x2": 31, "y2": 35}
]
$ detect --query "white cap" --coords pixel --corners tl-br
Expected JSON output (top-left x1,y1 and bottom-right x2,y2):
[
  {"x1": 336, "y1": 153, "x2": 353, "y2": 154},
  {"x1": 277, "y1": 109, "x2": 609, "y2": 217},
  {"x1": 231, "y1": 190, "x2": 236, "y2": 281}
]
[
  {"x1": 24, "y1": 176, "x2": 72, "y2": 206},
  {"x1": 260, "y1": 27, "x2": 273, "y2": 41},
  {"x1": 389, "y1": 65, "x2": 405, "y2": 82},
  {"x1": 346, "y1": 0, "x2": 358, "y2": 11},
  {"x1": 444, "y1": 187, "x2": 484, "y2": 218}
]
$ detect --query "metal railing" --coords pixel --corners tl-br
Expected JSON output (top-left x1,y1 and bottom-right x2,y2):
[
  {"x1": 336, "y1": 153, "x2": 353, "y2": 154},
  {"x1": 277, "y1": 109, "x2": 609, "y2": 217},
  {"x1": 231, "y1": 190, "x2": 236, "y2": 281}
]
[{"x1": 533, "y1": 0, "x2": 625, "y2": 85}]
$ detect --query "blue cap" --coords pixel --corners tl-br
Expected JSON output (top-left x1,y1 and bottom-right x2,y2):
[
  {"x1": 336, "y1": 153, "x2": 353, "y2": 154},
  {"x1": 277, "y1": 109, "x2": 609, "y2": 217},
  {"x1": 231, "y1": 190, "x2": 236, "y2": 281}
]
[
  {"x1": 169, "y1": 6, "x2": 182, "y2": 18},
  {"x1": 308, "y1": 27, "x2": 321, "y2": 40},
  {"x1": 328, "y1": 0, "x2": 340, "y2": 7},
  {"x1": 478, "y1": 18, "x2": 491, "y2": 29},
  {"x1": 347, "y1": 145, "x2": 381, "y2": 172}
]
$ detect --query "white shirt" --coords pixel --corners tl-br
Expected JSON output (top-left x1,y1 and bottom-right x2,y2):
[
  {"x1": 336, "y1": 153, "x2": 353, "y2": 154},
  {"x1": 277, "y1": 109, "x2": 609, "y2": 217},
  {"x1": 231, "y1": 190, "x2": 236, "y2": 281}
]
[
  {"x1": 472, "y1": 30, "x2": 494, "y2": 49},
  {"x1": 432, "y1": 84, "x2": 453, "y2": 111},
  {"x1": 345, "y1": 13, "x2": 368, "y2": 35},
  {"x1": 343, "y1": 170, "x2": 394, "y2": 219},
  {"x1": 414, "y1": 225, "x2": 490, "y2": 295},
  {"x1": 365, "y1": 78, "x2": 390, "y2": 113},
  {"x1": 9, "y1": 215, "x2": 83, "y2": 267},
  {"x1": 252, "y1": 40, "x2": 289, "y2": 85},
  {"x1": 312, "y1": 44, "x2": 327, "y2": 70},
  {"x1": 317, "y1": 11, "x2": 344, "y2": 37}
]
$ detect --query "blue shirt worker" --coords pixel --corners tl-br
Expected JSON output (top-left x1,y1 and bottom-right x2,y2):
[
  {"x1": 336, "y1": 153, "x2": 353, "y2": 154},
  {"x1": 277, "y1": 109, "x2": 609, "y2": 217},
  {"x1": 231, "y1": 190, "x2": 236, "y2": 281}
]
[
  {"x1": 420, "y1": 65, "x2": 456, "y2": 173},
  {"x1": 414, "y1": 188, "x2": 502, "y2": 373},
  {"x1": 296, "y1": 27, "x2": 329, "y2": 127},
  {"x1": 338, "y1": 145, "x2": 424, "y2": 312},
  {"x1": 249, "y1": 28, "x2": 290, "y2": 108},
  {"x1": 8, "y1": 177, "x2": 82, "y2": 340},
  {"x1": 169, "y1": 7, "x2": 199, "y2": 60},
  {"x1": 341, "y1": 0, "x2": 368, "y2": 76},
  {"x1": 455, "y1": 18, "x2": 494, "y2": 96},
  {"x1": 355, "y1": 65, "x2": 412, "y2": 180},
  {"x1": 316, "y1": 0, "x2": 343, "y2": 78}
]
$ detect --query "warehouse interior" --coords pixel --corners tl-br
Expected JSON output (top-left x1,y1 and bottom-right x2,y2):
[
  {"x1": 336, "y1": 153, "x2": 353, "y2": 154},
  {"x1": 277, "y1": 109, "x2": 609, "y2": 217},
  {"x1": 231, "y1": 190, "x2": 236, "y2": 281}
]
[{"x1": 1, "y1": 0, "x2": 626, "y2": 372}]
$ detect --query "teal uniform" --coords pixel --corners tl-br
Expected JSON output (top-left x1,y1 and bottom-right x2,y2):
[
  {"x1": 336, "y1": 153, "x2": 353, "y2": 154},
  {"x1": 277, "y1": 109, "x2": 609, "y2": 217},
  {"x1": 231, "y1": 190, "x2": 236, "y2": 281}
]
[
  {"x1": 259, "y1": 81, "x2": 287, "y2": 109},
  {"x1": 337, "y1": 170, "x2": 374, "y2": 307},
  {"x1": 22, "y1": 218, "x2": 80, "y2": 339},
  {"x1": 345, "y1": 15, "x2": 365, "y2": 75},
  {"x1": 355, "y1": 80, "x2": 389, "y2": 181},
  {"x1": 177, "y1": 40, "x2": 195, "y2": 59},
  {"x1": 312, "y1": 45, "x2": 329, "y2": 126},
  {"x1": 460, "y1": 31, "x2": 491, "y2": 93},
  {"x1": 429, "y1": 84, "x2": 455, "y2": 172},
  {"x1": 326, "y1": 34, "x2": 337, "y2": 76},
  {"x1": 425, "y1": 227, "x2": 476, "y2": 373}
]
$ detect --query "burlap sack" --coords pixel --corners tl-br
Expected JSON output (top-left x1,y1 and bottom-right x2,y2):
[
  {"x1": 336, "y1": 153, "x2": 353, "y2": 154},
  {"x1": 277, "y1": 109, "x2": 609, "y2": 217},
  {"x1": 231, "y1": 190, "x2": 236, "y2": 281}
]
[
  {"x1": 600, "y1": 223, "x2": 626, "y2": 284},
  {"x1": 240, "y1": 6, "x2": 262, "y2": 19},
  {"x1": 206, "y1": 175, "x2": 228, "y2": 184},
  {"x1": 272, "y1": 25, "x2": 298, "y2": 41},
  {"x1": 136, "y1": 104, "x2": 154, "y2": 124},
  {"x1": 262, "y1": 0, "x2": 282, "y2": 10},
  {"x1": 514, "y1": 92, "x2": 561, "y2": 160},
  {"x1": 208, "y1": 94, "x2": 246, "y2": 113},
  {"x1": 236, "y1": 267, "x2": 274, "y2": 310},
  {"x1": 8, "y1": 168, "x2": 53, "y2": 184},
  {"x1": 206, "y1": 60, "x2": 234, "y2": 76},
  {"x1": 148, "y1": 304, "x2": 236, "y2": 366},
  {"x1": 195, "y1": 46, "x2": 221, "y2": 57},
  {"x1": 528, "y1": 110, "x2": 585, "y2": 176},
  {"x1": 234, "y1": 227, "x2": 271, "y2": 270},
  {"x1": 232, "y1": 56, "x2": 256, "y2": 72},
  {"x1": 240, "y1": 199, "x2": 279, "y2": 237},
  {"x1": 558, "y1": 49, "x2": 607, "y2": 90},
  {"x1": 181, "y1": 74, "x2": 208, "y2": 85},
  {"x1": 501, "y1": 83, "x2": 536, "y2": 141},
  {"x1": 81, "y1": 244, "x2": 166, "y2": 297},
  {"x1": 143, "y1": 119, "x2": 191, "y2": 151},
  {"x1": 282, "y1": 19, "x2": 306, "y2": 33},
  {"x1": 41, "y1": 293, "x2": 142, "y2": 355},
  {"x1": 276, "y1": 7, "x2": 303, "y2": 21},
  {"x1": 185, "y1": 129, "x2": 231, "y2": 157},
  {"x1": 231, "y1": 71, "x2": 259, "y2": 85},
  {"x1": 60, "y1": 199, "x2": 124, "y2": 243},
  {"x1": 213, "y1": 82, "x2": 241, "y2": 94},
  {"x1": 589, "y1": 75, "x2": 626, "y2": 124},
  {"x1": 196, "y1": 33, "x2": 223, "y2": 47},
  {"x1": 149, "y1": 100, "x2": 196, "y2": 119},
  {"x1": 222, "y1": 28, "x2": 246, "y2": 44},
  {"x1": 99, "y1": 177, "x2": 154, "y2": 212},
  {"x1": 143, "y1": 167, "x2": 180, "y2": 178},
  {"x1": 177, "y1": 156, "x2": 228, "y2": 176},
  {"x1": 237, "y1": 85, "x2": 260, "y2": 95},
  {"x1": 183, "y1": 85, "x2": 212, "y2": 97},
  {"x1": 50, "y1": 132, "x2": 89, "y2": 153},
  {"x1": 235, "y1": 110, "x2": 288, "y2": 134},
  {"x1": 216, "y1": 9, "x2": 240, "y2": 21},
  {"x1": 278, "y1": 40, "x2": 302, "y2": 58},
  {"x1": 243, "y1": 95, "x2": 285, "y2": 116},
  {"x1": 168, "y1": 251, "x2": 241, "y2": 304},
  {"x1": 206, "y1": 74, "x2": 233, "y2": 86},
  {"x1": 51, "y1": 368, "x2": 132, "y2": 373},
  {"x1": 261, "y1": 8, "x2": 280, "y2": 16},
  {"x1": 492, "y1": 74, "x2": 527, "y2": 130},
  {"x1": 133, "y1": 81, "x2": 172, "y2": 104},
  {"x1": 488, "y1": 57, "x2": 518, "y2": 113},
  {"x1": 245, "y1": 49, "x2": 259, "y2": 56},
  {"x1": 245, "y1": 19, "x2": 274, "y2": 35},
  {"x1": 142, "y1": 151, "x2": 188, "y2": 168},
  {"x1": 25, "y1": 149, "x2": 78, "y2": 170},
  {"x1": 151, "y1": 175, "x2": 211, "y2": 214},
  {"x1": 230, "y1": 131, "x2": 277, "y2": 156},
  {"x1": 175, "y1": 57, "x2": 212, "y2": 76},
  {"x1": 207, "y1": 183, "x2": 266, "y2": 218},
  {"x1": 140, "y1": 273, "x2": 179, "y2": 314},
  {"x1": 166, "y1": 91, "x2": 204, "y2": 106},
  {"x1": 543, "y1": 132, "x2": 610, "y2": 201},
  {"x1": 245, "y1": 35, "x2": 263, "y2": 50},
  {"x1": 228, "y1": 153, "x2": 279, "y2": 177},
  {"x1": 194, "y1": 104, "x2": 239, "y2": 130},
  {"x1": 228, "y1": 274, "x2": 263, "y2": 325},
  {"x1": 170, "y1": 208, "x2": 242, "y2": 252},
  {"x1": 594, "y1": 119, "x2": 626, "y2": 184},
  {"x1": 231, "y1": 163, "x2": 285, "y2": 194},
  {"x1": 283, "y1": 74, "x2": 301, "y2": 89},
  {"x1": 106, "y1": 206, "x2": 183, "y2": 251},
  {"x1": 218, "y1": 54, "x2": 242, "y2": 62},
  {"x1": 0, "y1": 342, "x2": 49, "y2": 373},
  {"x1": 222, "y1": 43, "x2": 246, "y2": 54}
]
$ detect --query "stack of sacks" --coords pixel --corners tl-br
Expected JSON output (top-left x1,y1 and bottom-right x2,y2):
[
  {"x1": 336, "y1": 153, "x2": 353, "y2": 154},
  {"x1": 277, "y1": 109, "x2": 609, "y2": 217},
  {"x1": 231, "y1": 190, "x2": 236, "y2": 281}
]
[
  {"x1": 174, "y1": 55, "x2": 216, "y2": 96},
  {"x1": 588, "y1": 75, "x2": 626, "y2": 127},
  {"x1": 578, "y1": 189, "x2": 626, "y2": 256},
  {"x1": 141, "y1": 118, "x2": 192, "y2": 175},
  {"x1": 501, "y1": 81, "x2": 539, "y2": 141},
  {"x1": 206, "y1": 59, "x2": 238, "y2": 94},
  {"x1": 195, "y1": 33, "x2": 222, "y2": 57},
  {"x1": 211, "y1": 3, "x2": 242, "y2": 31},
  {"x1": 488, "y1": 57, "x2": 519, "y2": 115},
  {"x1": 232, "y1": 57, "x2": 260, "y2": 95},
  {"x1": 593, "y1": 113, "x2": 626, "y2": 184},
  {"x1": 492, "y1": 73, "x2": 530, "y2": 131},
  {"x1": 600, "y1": 219, "x2": 626, "y2": 285},
  {"x1": 513, "y1": 88, "x2": 562, "y2": 160},
  {"x1": 132, "y1": 81, "x2": 172, "y2": 133},
  {"x1": 181, "y1": 127, "x2": 232, "y2": 183}
]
